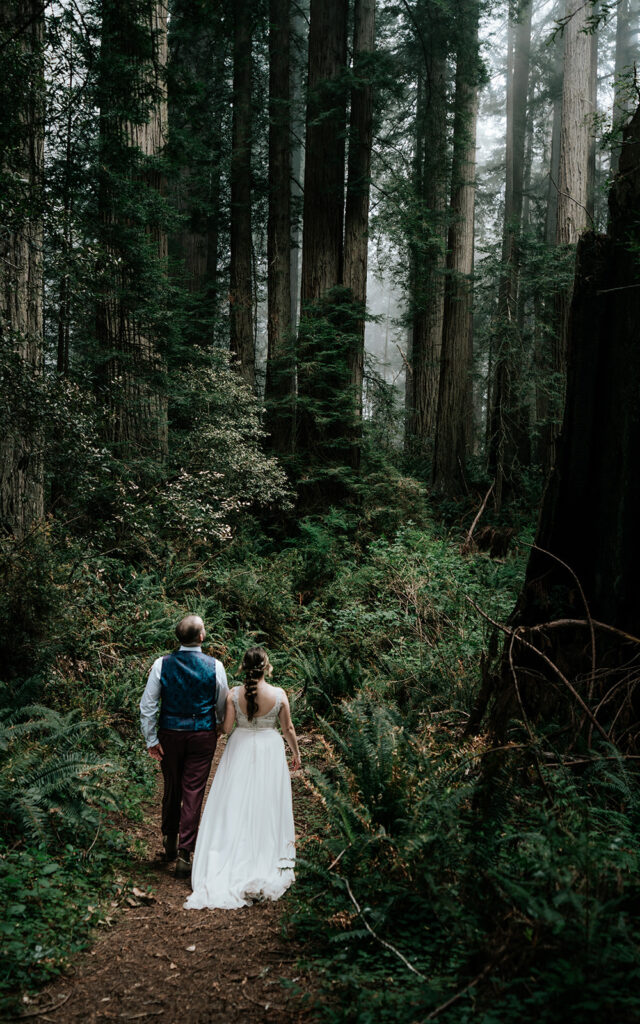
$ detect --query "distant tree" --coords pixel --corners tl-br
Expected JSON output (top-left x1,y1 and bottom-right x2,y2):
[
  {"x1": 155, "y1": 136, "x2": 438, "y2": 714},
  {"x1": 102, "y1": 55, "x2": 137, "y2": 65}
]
[
  {"x1": 0, "y1": 0, "x2": 45, "y2": 535},
  {"x1": 404, "y1": 20, "x2": 449, "y2": 458},
  {"x1": 296, "y1": 0, "x2": 349, "y2": 489},
  {"x1": 229, "y1": 0, "x2": 255, "y2": 387},
  {"x1": 95, "y1": 0, "x2": 170, "y2": 461},
  {"x1": 264, "y1": 0, "x2": 294, "y2": 453},
  {"x1": 432, "y1": 0, "x2": 480, "y2": 495},
  {"x1": 488, "y1": 0, "x2": 532, "y2": 507},
  {"x1": 343, "y1": 0, "x2": 376, "y2": 468},
  {"x1": 168, "y1": 0, "x2": 228, "y2": 347},
  {"x1": 552, "y1": 0, "x2": 592, "y2": 442}
]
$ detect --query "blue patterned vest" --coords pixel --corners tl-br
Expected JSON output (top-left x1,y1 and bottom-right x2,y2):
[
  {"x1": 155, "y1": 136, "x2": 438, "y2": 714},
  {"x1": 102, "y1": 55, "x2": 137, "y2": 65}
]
[{"x1": 158, "y1": 651, "x2": 218, "y2": 731}]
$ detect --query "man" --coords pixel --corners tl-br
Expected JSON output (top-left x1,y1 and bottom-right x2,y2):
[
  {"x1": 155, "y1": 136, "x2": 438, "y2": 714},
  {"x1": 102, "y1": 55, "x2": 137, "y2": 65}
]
[{"x1": 140, "y1": 614, "x2": 229, "y2": 879}]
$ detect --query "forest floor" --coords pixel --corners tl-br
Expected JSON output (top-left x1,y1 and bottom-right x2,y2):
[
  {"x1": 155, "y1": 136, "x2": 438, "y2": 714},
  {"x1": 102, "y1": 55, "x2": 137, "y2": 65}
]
[{"x1": 20, "y1": 736, "x2": 319, "y2": 1024}]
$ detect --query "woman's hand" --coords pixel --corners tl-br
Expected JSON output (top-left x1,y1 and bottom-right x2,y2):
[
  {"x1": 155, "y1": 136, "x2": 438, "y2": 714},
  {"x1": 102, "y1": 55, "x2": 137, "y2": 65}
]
[{"x1": 290, "y1": 755, "x2": 302, "y2": 771}]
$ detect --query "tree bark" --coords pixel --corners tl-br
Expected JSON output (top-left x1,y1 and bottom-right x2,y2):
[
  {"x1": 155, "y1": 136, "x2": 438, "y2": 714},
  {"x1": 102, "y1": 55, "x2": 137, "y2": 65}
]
[
  {"x1": 343, "y1": 0, "x2": 375, "y2": 467},
  {"x1": 405, "y1": 52, "x2": 448, "y2": 458},
  {"x1": 586, "y1": 13, "x2": 598, "y2": 224},
  {"x1": 0, "y1": 0, "x2": 44, "y2": 536},
  {"x1": 296, "y1": 0, "x2": 349, "y2": 478},
  {"x1": 265, "y1": 0, "x2": 294, "y2": 452},
  {"x1": 610, "y1": 0, "x2": 637, "y2": 179},
  {"x1": 488, "y1": 0, "x2": 532, "y2": 508},
  {"x1": 168, "y1": 0, "x2": 225, "y2": 331},
  {"x1": 229, "y1": 0, "x2": 255, "y2": 387},
  {"x1": 300, "y1": 0, "x2": 348, "y2": 305},
  {"x1": 547, "y1": 0, "x2": 592, "y2": 467},
  {"x1": 432, "y1": 1, "x2": 479, "y2": 494},
  {"x1": 487, "y1": 106, "x2": 640, "y2": 746},
  {"x1": 96, "y1": 0, "x2": 169, "y2": 461}
]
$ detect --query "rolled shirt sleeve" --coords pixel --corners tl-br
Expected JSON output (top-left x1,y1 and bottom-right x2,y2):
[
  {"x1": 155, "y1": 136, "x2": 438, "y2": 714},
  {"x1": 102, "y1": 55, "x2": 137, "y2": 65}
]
[
  {"x1": 140, "y1": 657, "x2": 163, "y2": 748},
  {"x1": 215, "y1": 660, "x2": 229, "y2": 723}
]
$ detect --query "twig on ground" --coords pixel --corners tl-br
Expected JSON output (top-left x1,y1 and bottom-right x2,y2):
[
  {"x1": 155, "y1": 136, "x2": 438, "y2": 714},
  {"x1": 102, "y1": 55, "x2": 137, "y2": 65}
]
[
  {"x1": 328, "y1": 846, "x2": 349, "y2": 871},
  {"x1": 341, "y1": 877, "x2": 427, "y2": 981},
  {"x1": 6, "y1": 994, "x2": 70, "y2": 1020}
]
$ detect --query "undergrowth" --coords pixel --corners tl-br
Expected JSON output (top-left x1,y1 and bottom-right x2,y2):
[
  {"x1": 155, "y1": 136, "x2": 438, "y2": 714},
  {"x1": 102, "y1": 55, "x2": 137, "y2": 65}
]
[{"x1": 5, "y1": 484, "x2": 634, "y2": 1022}]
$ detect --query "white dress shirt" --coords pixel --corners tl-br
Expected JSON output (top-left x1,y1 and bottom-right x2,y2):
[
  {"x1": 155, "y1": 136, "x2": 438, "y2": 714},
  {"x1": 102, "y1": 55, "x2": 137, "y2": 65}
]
[{"x1": 139, "y1": 646, "x2": 229, "y2": 748}]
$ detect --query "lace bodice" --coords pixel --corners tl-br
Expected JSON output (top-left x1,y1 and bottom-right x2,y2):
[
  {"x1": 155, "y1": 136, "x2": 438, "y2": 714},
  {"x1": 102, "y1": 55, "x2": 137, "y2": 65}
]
[{"x1": 231, "y1": 687, "x2": 283, "y2": 730}]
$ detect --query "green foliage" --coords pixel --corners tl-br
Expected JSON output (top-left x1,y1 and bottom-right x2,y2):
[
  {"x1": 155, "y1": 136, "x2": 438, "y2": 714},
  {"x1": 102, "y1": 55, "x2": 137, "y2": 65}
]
[{"x1": 294, "y1": 710, "x2": 640, "y2": 1023}]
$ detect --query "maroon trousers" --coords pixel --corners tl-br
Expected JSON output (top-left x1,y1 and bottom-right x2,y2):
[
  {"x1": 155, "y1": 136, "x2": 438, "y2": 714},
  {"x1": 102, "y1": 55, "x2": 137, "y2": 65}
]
[{"x1": 158, "y1": 728, "x2": 217, "y2": 854}]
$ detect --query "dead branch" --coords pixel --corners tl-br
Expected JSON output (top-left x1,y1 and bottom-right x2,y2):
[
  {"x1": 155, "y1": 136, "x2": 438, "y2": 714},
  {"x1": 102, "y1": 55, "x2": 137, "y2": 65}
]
[
  {"x1": 462, "y1": 482, "x2": 494, "y2": 554},
  {"x1": 532, "y1": 545, "x2": 597, "y2": 704},
  {"x1": 465, "y1": 596, "x2": 611, "y2": 746},
  {"x1": 341, "y1": 877, "x2": 427, "y2": 981}
]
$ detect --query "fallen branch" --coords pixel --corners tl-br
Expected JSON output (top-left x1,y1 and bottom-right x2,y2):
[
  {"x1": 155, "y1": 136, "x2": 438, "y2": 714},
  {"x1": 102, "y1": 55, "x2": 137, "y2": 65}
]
[
  {"x1": 341, "y1": 877, "x2": 427, "y2": 981},
  {"x1": 462, "y1": 482, "x2": 494, "y2": 554},
  {"x1": 6, "y1": 994, "x2": 70, "y2": 1020}
]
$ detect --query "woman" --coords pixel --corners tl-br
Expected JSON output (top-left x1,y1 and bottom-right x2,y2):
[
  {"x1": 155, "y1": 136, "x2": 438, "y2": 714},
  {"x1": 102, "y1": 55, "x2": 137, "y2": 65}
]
[{"x1": 184, "y1": 647, "x2": 301, "y2": 910}]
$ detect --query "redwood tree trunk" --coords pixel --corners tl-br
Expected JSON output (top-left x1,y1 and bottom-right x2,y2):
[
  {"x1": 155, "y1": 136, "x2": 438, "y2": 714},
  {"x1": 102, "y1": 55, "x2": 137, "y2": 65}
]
[
  {"x1": 488, "y1": 0, "x2": 532, "y2": 508},
  {"x1": 168, "y1": 0, "x2": 226, "y2": 334},
  {"x1": 229, "y1": 0, "x2": 255, "y2": 387},
  {"x1": 300, "y1": 0, "x2": 348, "y2": 304},
  {"x1": 296, "y1": 0, "x2": 349, "y2": 478},
  {"x1": 343, "y1": 0, "x2": 375, "y2": 467},
  {"x1": 96, "y1": 0, "x2": 169, "y2": 461},
  {"x1": 432, "y1": 1, "x2": 479, "y2": 494},
  {"x1": 487, "y1": 106, "x2": 640, "y2": 746},
  {"x1": 265, "y1": 0, "x2": 293, "y2": 453},
  {"x1": 0, "y1": 0, "x2": 44, "y2": 535},
  {"x1": 405, "y1": 53, "x2": 448, "y2": 457}
]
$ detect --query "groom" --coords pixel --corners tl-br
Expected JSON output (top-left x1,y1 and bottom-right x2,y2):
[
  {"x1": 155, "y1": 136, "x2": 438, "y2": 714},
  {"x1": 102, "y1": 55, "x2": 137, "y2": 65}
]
[{"x1": 140, "y1": 614, "x2": 229, "y2": 878}]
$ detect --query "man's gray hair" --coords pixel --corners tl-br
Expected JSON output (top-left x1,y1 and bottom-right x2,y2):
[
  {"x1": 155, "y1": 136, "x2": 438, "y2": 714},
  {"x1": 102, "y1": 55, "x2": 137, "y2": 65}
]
[{"x1": 176, "y1": 614, "x2": 204, "y2": 645}]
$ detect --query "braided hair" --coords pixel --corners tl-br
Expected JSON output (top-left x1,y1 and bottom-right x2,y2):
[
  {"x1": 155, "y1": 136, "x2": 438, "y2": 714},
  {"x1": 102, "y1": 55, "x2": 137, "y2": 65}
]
[{"x1": 241, "y1": 647, "x2": 272, "y2": 721}]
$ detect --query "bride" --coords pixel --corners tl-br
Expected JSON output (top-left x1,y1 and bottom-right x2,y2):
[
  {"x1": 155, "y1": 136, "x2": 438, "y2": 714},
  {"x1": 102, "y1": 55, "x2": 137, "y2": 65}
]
[{"x1": 184, "y1": 647, "x2": 301, "y2": 910}]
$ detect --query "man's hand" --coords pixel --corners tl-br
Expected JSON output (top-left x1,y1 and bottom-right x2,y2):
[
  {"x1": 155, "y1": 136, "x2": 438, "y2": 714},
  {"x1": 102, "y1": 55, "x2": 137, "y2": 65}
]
[{"x1": 147, "y1": 742, "x2": 164, "y2": 762}]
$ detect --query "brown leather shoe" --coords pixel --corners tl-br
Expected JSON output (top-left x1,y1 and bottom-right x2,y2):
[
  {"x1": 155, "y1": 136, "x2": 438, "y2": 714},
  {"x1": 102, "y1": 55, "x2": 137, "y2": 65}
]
[
  {"x1": 163, "y1": 834, "x2": 178, "y2": 861},
  {"x1": 175, "y1": 851, "x2": 191, "y2": 879}
]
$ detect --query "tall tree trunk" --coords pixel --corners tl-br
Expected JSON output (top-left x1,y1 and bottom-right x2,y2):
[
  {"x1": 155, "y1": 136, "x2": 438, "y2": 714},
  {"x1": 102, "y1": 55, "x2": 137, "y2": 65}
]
[
  {"x1": 265, "y1": 0, "x2": 294, "y2": 452},
  {"x1": 544, "y1": 24, "x2": 563, "y2": 246},
  {"x1": 586, "y1": 14, "x2": 598, "y2": 223},
  {"x1": 548, "y1": 0, "x2": 592, "y2": 467},
  {"x1": 610, "y1": 0, "x2": 637, "y2": 179},
  {"x1": 405, "y1": 52, "x2": 448, "y2": 458},
  {"x1": 486, "y1": 106, "x2": 640, "y2": 747},
  {"x1": 536, "y1": 18, "x2": 562, "y2": 466},
  {"x1": 229, "y1": 0, "x2": 255, "y2": 387},
  {"x1": 343, "y1": 0, "x2": 375, "y2": 468},
  {"x1": 289, "y1": 3, "x2": 305, "y2": 332},
  {"x1": 300, "y1": 0, "x2": 348, "y2": 303},
  {"x1": 489, "y1": 0, "x2": 532, "y2": 508},
  {"x1": 96, "y1": 0, "x2": 169, "y2": 461},
  {"x1": 0, "y1": 0, "x2": 44, "y2": 536},
  {"x1": 432, "y1": 0, "x2": 479, "y2": 494},
  {"x1": 296, "y1": 0, "x2": 348, "y2": 479},
  {"x1": 168, "y1": 0, "x2": 225, "y2": 335}
]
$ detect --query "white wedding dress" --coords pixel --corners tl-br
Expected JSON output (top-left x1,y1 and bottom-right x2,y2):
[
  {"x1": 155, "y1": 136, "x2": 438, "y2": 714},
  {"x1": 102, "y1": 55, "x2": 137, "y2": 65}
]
[{"x1": 184, "y1": 687, "x2": 296, "y2": 910}]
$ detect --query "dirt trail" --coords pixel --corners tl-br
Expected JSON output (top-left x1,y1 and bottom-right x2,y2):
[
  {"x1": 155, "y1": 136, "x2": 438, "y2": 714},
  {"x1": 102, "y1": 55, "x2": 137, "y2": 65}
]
[{"x1": 31, "y1": 737, "x2": 317, "y2": 1024}]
